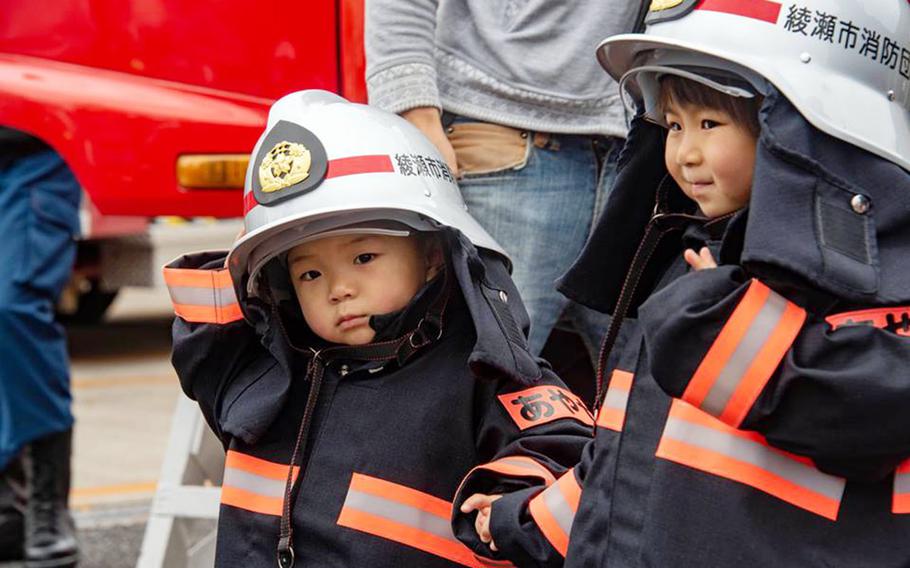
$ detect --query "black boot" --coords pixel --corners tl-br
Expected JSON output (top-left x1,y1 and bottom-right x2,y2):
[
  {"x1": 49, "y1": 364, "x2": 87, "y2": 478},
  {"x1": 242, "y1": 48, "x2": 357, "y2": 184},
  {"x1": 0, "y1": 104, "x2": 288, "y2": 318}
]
[
  {"x1": 0, "y1": 452, "x2": 26, "y2": 562},
  {"x1": 24, "y1": 430, "x2": 78, "y2": 568}
]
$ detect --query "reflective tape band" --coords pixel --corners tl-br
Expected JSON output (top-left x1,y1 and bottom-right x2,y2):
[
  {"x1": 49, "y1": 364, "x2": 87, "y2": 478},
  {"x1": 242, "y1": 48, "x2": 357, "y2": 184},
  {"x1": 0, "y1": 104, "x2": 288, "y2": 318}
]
[
  {"x1": 220, "y1": 450, "x2": 298, "y2": 517},
  {"x1": 163, "y1": 266, "x2": 242, "y2": 324},
  {"x1": 657, "y1": 400, "x2": 845, "y2": 520},
  {"x1": 170, "y1": 302, "x2": 243, "y2": 324},
  {"x1": 596, "y1": 369, "x2": 633, "y2": 431},
  {"x1": 528, "y1": 468, "x2": 581, "y2": 557},
  {"x1": 893, "y1": 460, "x2": 910, "y2": 514},
  {"x1": 683, "y1": 279, "x2": 806, "y2": 427},
  {"x1": 465, "y1": 456, "x2": 557, "y2": 487},
  {"x1": 163, "y1": 267, "x2": 233, "y2": 289},
  {"x1": 473, "y1": 556, "x2": 515, "y2": 567},
  {"x1": 167, "y1": 285, "x2": 237, "y2": 308},
  {"x1": 337, "y1": 473, "x2": 484, "y2": 567}
]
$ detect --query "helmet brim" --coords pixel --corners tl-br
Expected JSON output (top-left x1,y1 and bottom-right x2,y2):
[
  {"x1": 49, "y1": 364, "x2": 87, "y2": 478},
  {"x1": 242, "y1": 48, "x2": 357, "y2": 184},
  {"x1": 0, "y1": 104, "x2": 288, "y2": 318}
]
[
  {"x1": 597, "y1": 33, "x2": 910, "y2": 172},
  {"x1": 228, "y1": 205, "x2": 508, "y2": 299}
]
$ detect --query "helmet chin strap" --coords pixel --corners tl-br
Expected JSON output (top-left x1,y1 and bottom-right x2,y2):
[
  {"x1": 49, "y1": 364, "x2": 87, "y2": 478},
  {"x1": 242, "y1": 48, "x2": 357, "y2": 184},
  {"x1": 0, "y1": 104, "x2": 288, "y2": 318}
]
[{"x1": 273, "y1": 270, "x2": 452, "y2": 568}]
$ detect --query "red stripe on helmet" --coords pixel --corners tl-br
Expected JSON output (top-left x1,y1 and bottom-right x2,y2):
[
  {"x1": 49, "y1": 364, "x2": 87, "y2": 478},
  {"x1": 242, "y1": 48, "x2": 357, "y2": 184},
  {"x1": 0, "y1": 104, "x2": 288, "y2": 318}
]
[
  {"x1": 243, "y1": 154, "x2": 395, "y2": 215},
  {"x1": 243, "y1": 191, "x2": 257, "y2": 215},
  {"x1": 326, "y1": 154, "x2": 395, "y2": 178},
  {"x1": 695, "y1": 0, "x2": 782, "y2": 24}
]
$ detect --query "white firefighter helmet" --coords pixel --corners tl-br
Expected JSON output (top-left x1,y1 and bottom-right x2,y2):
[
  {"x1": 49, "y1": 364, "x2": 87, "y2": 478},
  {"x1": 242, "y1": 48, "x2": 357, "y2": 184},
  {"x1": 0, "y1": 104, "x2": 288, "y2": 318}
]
[
  {"x1": 228, "y1": 90, "x2": 507, "y2": 298},
  {"x1": 598, "y1": 0, "x2": 910, "y2": 171}
]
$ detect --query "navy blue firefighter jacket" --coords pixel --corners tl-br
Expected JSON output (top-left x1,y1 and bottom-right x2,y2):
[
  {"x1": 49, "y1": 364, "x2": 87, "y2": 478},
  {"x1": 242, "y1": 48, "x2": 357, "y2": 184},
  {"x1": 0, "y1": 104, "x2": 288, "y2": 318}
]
[
  {"x1": 164, "y1": 228, "x2": 592, "y2": 568},
  {"x1": 452, "y1": 87, "x2": 910, "y2": 567}
]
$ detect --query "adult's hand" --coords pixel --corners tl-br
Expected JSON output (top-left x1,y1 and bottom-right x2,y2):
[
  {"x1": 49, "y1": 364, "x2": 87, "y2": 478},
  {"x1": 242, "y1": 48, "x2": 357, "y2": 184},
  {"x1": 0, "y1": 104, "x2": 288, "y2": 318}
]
[{"x1": 401, "y1": 107, "x2": 460, "y2": 178}]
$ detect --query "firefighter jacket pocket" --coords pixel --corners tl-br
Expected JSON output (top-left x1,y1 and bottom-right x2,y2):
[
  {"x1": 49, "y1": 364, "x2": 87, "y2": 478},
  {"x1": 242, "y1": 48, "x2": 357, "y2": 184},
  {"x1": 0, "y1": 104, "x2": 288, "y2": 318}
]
[
  {"x1": 447, "y1": 122, "x2": 530, "y2": 177},
  {"x1": 813, "y1": 180, "x2": 879, "y2": 295},
  {"x1": 13, "y1": 152, "x2": 81, "y2": 295}
]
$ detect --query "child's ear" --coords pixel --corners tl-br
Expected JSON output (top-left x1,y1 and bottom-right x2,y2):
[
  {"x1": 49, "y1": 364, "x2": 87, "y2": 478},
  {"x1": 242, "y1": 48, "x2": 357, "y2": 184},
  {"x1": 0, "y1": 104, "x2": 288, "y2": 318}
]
[{"x1": 424, "y1": 238, "x2": 445, "y2": 281}]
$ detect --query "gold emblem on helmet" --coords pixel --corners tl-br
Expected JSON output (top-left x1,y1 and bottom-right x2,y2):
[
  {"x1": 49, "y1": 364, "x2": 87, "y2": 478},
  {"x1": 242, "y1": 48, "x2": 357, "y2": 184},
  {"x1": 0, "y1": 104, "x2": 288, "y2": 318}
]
[
  {"x1": 258, "y1": 141, "x2": 312, "y2": 193},
  {"x1": 650, "y1": 0, "x2": 685, "y2": 11}
]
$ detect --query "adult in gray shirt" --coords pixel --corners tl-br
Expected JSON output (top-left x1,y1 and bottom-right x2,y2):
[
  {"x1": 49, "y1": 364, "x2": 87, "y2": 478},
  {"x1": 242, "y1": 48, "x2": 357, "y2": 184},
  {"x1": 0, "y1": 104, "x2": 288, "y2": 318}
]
[{"x1": 366, "y1": 0, "x2": 643, "y2": 376}]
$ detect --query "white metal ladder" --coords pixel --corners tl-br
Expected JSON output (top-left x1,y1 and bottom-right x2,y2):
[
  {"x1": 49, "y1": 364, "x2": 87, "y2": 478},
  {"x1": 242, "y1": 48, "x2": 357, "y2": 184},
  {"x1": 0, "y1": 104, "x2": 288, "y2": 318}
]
[{"x1": 137, "y1": 395, "x2": 223, "y2": 568}]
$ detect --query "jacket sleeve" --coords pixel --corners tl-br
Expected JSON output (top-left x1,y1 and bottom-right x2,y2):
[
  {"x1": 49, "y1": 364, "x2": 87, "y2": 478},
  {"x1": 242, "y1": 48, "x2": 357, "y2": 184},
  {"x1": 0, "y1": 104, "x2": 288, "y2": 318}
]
[
  {"x1": 164, "y1": 251, "x2": 271, "y2": 442},
  {"x1": 638, "y1": 264, "x2": 910, "y2": 480},
  {"x1": 451, "y1": 367, "x2": 593, "y2": 567},
  {"x1": 364, "y1": 0, "x2": 441, "y2": 113}
]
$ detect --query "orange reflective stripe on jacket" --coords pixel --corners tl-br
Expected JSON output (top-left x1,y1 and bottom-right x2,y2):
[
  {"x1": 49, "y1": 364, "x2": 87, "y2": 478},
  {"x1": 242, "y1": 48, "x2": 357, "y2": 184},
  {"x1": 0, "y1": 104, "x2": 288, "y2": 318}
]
[
  {"x1": 893, "y1": 460, "x2": 910, "y2": 514},
  {"x1": 683, "y1": 279, "x2": 806, "y2": 427},
  {"x1": 595, "y1": 369, "x2": 633, "y2": 431},
  {"x1": 337, "y1": 473, "x2": 492, "y2": 567},
  {"x1": 528, "y1": 468, "x2": 581, "y2": 557},
  {"x1": 462, "y1": 455, "x2": 557, "y2": 488},
  {"x1": 163, "y1": 266, "x2": 243, "y2": 324},
  {"x1": 657, "y1": 400, "x2": 845, "y2": 520},
  {"x1": 220, "y1": 451, "x2": 298, "y2": 517}
]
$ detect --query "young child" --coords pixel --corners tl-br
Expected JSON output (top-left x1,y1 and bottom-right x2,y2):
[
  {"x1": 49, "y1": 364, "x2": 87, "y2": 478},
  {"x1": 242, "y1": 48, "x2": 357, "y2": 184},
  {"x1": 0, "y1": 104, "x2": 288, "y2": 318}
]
[
  {"x1": 163, "y1": 90, "x2": 592, "y2": 567},
  {"x1": 453, "y1": 2, "x2": 910, "y2": 566}
]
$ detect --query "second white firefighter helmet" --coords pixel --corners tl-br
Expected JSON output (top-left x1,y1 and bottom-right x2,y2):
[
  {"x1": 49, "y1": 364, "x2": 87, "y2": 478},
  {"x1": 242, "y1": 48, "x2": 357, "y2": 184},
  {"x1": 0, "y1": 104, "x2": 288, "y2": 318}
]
[{"x1": 598, "y1": 0, "x2": 910, "y2": 172}]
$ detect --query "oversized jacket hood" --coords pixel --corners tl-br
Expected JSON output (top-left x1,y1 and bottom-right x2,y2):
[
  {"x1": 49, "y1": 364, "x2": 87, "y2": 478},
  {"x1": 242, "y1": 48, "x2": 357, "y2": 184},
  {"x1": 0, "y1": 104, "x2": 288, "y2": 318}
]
[{"x1": 560, "y1": 86, "x2": 910, "y2": 313}]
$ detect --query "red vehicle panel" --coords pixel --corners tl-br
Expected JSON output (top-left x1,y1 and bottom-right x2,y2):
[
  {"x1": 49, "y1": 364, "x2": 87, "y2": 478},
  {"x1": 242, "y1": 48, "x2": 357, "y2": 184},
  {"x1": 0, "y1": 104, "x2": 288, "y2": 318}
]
[{"x1": 0, "y1": 1, "x2": 364, "y2": 218}]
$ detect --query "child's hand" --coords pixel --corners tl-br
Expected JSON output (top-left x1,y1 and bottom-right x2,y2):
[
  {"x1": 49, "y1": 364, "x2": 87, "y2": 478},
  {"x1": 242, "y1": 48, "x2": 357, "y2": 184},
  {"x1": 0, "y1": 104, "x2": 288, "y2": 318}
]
[
  {"x1": 460, "y1": 493, "x2": 503, "y2": 551},
  {"x1": 684, "y1": 247, "x2": 718, "y2": 271}
]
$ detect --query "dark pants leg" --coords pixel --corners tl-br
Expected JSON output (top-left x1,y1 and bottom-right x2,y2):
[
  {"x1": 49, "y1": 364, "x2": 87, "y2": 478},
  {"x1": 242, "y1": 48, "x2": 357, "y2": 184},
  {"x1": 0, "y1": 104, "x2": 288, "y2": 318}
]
[
  {"x1": 25, "y1": 430, "x2": 78, "y2": 567},
  {"x1": 0, "y1": 453, "x2": 26, "y2": 561}
]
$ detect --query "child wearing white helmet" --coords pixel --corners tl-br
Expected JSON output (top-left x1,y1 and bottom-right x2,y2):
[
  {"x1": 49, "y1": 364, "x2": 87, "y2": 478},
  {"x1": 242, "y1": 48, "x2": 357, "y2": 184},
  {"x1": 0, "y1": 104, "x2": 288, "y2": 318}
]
[
  {"x1": 163, "y1": 90, "x2": 591, "y2": 567},
  {"x1": 452, "y1": 1, "x2": 910, "y2": 566}
]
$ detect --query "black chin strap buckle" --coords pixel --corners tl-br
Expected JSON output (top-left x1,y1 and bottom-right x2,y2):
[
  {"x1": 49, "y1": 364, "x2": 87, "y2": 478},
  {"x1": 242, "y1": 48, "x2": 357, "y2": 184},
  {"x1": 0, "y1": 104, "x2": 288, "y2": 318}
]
[{"x1": 408, "y1": 315, "x2": 444, "y2": 349}]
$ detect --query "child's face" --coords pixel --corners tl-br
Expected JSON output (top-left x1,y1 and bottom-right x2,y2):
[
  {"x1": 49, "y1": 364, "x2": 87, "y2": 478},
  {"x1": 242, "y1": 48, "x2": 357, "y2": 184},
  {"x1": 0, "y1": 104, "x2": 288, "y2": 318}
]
[
  {"x1": 663, "y1": 99, "x2": 757, "y2": 218},
  {"x1": 287, "y1": 234, "x2": 435, "y2": 346}
]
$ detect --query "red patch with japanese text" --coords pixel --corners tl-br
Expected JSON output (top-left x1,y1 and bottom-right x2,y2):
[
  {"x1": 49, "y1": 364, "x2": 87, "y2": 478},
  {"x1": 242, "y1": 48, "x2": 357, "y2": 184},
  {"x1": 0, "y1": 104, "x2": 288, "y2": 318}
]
[
  {"x1": 498, "y1": 386, "x2": 594, "y2": 430},
  {"x1": 826, "y1": 306, "x2": 910, "y2": 336}
]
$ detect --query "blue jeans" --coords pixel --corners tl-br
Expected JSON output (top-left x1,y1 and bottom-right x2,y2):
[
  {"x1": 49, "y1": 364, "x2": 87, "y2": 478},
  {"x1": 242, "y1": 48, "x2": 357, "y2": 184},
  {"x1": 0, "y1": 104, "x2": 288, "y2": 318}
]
[
  {"x1": 448, "y1": 117, "x2": 622, "y2": 359},
  {"x1": 0, "y1": 150, "x2": 79, "y2": 469}
]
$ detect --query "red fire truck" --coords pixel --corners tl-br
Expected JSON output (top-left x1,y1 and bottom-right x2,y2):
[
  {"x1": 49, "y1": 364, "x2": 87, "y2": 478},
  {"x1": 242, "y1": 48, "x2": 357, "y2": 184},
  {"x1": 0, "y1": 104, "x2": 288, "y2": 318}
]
[{"x1": 0, "y1": 1, "x2": 366, "y2": 321}]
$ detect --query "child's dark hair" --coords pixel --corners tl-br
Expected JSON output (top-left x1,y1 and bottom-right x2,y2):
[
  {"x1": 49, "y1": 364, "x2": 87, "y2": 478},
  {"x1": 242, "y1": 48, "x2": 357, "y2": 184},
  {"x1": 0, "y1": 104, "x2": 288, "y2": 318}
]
[{"x1": 657, "y1": 75, "x2": 762, "y2": 137}]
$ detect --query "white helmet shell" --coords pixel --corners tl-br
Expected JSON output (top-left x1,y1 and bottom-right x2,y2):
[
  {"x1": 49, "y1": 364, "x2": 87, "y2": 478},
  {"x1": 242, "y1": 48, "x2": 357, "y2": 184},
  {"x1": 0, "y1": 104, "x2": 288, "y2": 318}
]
[
  {"x1": 598, "y1": 0, "x2": 910, "y2": 171},
  {"x1": 228, "y1": 90, "x2": 507, "y2": 298}
]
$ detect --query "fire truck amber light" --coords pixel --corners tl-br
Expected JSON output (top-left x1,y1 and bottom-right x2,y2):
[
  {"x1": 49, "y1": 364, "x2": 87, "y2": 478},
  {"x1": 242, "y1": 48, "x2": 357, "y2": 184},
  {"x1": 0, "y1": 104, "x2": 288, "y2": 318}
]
[{"x1": 177, "y1": 155, "x2": 249, "y2": 189}]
